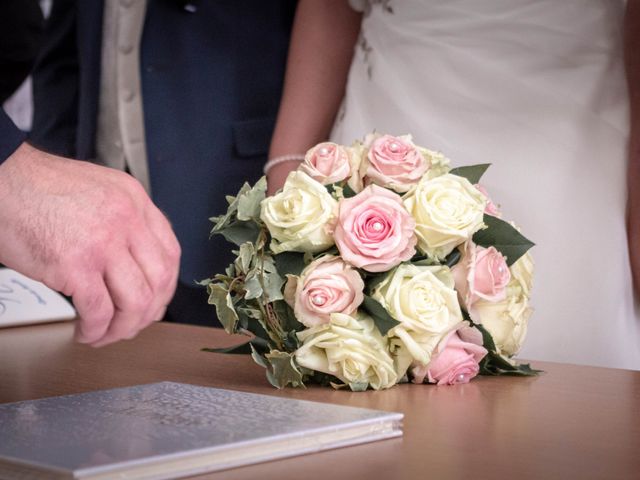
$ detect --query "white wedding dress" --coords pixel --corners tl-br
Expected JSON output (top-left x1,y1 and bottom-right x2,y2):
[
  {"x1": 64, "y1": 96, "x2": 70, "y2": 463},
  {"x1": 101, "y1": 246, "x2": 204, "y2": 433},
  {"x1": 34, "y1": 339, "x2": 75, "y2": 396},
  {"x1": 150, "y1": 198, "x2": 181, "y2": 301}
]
[{"x1": 333, "y1": 0, "x2": 640, "y2": 370}]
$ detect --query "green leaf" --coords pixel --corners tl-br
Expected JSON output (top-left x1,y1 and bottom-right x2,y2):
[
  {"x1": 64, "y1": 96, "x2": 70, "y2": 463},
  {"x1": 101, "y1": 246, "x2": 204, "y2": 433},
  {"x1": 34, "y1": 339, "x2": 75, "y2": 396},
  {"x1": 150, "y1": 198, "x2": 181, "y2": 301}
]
[
  {"x1": 237, "y1": 306, "x2": 270, "y2": 341},
  {"x1": 348, "y1": 382, "x2": 369, "y2": 392},
  {"x1": 196, "y1": 277, "x2": 213, "y2": 287},
  {"x1": 274, "y1": 251, "x2": 307, "y2": 277},
  {"x1": 329, "y1": 381, "x2": 349, "y2": 390},
  {"x1": 363, "y1": 272, "x2": 388, "y2": 296},
  {"x1": 325, "y1": 182, "x2": 357, "y2": 199},
  {"x1": 312, "y1": 247, "x2": 339, "y2": 260},
  {"x1": 342, "y1": 183, "x2": 357, "y2": 198},
  {"x1": 218, "y1": 221, "x2": 261, "y2": 247},
  {"x1": 473, "y1": 214, "x2": 535, "y2": 266},
  {"x1": 210, "y1": 182, "x2": 252, "y2": 233},
  {"x1": 513, "y1": 363, "x2": 542, "y2": 375},
  {"x1": 325, "y1": 183, "x2": 339, "y2": 196},
  {"x1": 243, "y1": 270, "x2": 263, "y2": 300},
  {"x1": 449, "y1": 164, "x2": 491, "y2": 184},
  {"x1": 480, "y1": 352, "x2": 542, "y2": 376},
  {"x1": 308, "y1": 371, "x2": 340, "y2": 387},
  {"x1": 224, "y1": 263, "x2": 236, "y2": 278},
  {"x1": 444, "y1": 249, "x2": 461, "y2": 268},
  {"x1": 244, "y1": 256, "x2": 285, "y2": 302},
  {"x1": 473, "y1": 321, "x2": 498, "y2": 352},
  {"x1": 237, "y1": 176, "x2": 267, "y2": 221},
  {"x1": 360, "y1": 295, "x2": 401, "y2": 336},
  {"x1": 265, "y1": 350, "x2": 306, "y2": 389},
  {"x1": 201, "y1": 338, "x2": 269, "y2": 355},
  {"x1": 235, "y1": 242, "x2": 255, "y2": 274},
  {"x1": 207, "y1": 284, "x2": 239, "y2": 333},
  {"x1": 250, "y1": 344, "x2": 270, "y2": 369},
  {"x1": 272, "y1": 299, "x2": 305, "y2": 333},
  {"x1": 260, "y1": 256, "x2": 285, "y2": 302},
  {"x1": 202, "y1": 344, "x2": 252, "y2": 354}
]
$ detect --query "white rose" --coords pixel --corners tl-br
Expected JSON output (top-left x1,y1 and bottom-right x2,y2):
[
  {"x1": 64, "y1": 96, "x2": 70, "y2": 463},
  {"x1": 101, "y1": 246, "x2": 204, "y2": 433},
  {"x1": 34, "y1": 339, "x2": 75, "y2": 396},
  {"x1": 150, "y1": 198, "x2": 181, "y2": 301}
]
[
  {"x1": 260, "y1": 171, "x2": 338, "y2": 254},
  {"x1": 372, "y1": 264, "x2": 463, "y2": 370},
  {"x1": 419, "y1": 147, "x2": 451, "y2": 180},
  {"x1": 345, "y1": 142, "x2": 367, "y2": 193},
  {"x1": 473, "y1": 252, "x2": 534, "y2": 357},
  {"x1": 403, "y1": 173, "x2": 486, "y2": 260},
  {"x1": 295, "y1": 313, "x2": 398, "y2": 390},
  {"x1": 509, "y1": 249, "x2": 534, "y2": 295}
]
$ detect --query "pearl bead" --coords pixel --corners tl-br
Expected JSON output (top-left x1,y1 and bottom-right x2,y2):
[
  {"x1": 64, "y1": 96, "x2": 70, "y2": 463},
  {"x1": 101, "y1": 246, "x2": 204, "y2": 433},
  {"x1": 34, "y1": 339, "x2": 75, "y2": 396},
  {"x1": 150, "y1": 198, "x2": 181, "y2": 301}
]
[
  {"x1": 319, "y1": 147, "x2": 330, "y2": 156},
  {"x1": 389, "y1": 142, "x2": 399, "y2": 152},
  {"x1": 498, "y1": 266, "x2": 505, "y2": 273},
  {"x1": 372, "y1": 221, "x2": 383, "y2": 231},
  {"x1": 457, "y1": 374, "x2": 465, "y2": 382},
  {"x1": 312, "y1": 295, "x2": 326, "y2": 306}
]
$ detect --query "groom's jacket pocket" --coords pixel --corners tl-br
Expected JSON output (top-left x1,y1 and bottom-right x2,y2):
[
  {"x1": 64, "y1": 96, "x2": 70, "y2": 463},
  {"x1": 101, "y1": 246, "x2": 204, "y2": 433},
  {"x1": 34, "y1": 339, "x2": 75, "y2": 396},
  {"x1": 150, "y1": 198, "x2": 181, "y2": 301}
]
[{"x1": 232, "y1": 117, "x2": 276, "y2": 158}]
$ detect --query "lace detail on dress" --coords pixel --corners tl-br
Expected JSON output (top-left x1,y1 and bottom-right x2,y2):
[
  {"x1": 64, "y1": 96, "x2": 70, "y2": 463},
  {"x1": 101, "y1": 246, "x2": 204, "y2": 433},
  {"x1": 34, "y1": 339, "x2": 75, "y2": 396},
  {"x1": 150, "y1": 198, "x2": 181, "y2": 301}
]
[{"x1": 356, "y1": 1, "x2": 394, "y2": 79}]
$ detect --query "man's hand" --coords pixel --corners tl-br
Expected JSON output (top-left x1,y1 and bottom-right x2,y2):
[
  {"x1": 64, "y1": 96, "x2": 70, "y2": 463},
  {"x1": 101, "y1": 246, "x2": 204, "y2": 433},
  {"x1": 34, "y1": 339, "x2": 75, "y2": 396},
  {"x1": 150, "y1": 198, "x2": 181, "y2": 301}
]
[{"x1": 0, "y1": 143, "x2": 181, "y2": 346}]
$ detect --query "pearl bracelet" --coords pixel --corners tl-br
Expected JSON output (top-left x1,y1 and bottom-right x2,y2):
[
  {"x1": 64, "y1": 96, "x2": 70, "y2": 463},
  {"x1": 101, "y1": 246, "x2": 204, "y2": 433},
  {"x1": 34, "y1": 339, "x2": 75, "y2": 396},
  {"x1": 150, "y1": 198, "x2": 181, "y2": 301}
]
[{"x1": 263, "y1": 154, "x2": 305, "y2": 174}]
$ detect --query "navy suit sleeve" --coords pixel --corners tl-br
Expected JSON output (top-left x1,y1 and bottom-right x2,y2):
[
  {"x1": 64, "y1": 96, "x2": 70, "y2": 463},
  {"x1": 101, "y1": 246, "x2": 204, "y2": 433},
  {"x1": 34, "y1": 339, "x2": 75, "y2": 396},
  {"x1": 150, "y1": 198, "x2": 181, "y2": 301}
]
[
  {"x1": 29, "y1": 0, "x2": 79, "y2": 158},
  {"x1": 0, "y1": 111, "x2": 25, "y2": 164}
]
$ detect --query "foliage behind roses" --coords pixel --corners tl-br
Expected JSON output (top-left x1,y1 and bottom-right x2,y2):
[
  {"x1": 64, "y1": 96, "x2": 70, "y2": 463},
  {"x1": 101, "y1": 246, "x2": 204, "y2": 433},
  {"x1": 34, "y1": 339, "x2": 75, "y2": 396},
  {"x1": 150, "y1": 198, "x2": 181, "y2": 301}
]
[{"x1": 201, "y1": 133, "x2": 538, "y2": 391}]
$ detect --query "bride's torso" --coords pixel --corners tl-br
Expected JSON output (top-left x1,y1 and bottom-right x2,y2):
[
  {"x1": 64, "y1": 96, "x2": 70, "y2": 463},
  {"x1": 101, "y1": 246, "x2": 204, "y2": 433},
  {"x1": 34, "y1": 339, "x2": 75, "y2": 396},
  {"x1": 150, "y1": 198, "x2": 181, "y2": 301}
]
[
  {"x1": 335, "y1": 0, "x2": 628, "y2": 151},
  {"x1": 333, "y1": 0, "x2": 640, "y2": 370}
]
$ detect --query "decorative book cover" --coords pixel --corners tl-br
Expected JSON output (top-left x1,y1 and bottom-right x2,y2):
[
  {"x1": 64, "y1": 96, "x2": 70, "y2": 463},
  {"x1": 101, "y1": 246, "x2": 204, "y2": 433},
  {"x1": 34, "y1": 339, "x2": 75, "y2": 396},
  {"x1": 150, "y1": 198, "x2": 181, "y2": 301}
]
[
  {"x1": 0, "y1": 382, "x2": 403, "y2": 480},
  {"x1": 0, "y1": 268, "x2": 75, "y2": 328}
]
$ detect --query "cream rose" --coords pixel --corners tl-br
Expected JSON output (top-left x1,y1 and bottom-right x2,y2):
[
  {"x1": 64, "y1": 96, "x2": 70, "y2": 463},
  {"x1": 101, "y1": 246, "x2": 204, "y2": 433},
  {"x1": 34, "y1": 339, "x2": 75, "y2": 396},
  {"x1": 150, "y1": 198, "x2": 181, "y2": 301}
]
[
  {"x1": 473, "y1": 252, "x2": 534, "y2": 357},
  {"x1": 403, "y1": 173, "x2": 487, "y2": 260},
  {"x1": 299, "y1": 142, "x2": 352, "y2": 185},
  {"x1": 284, "y1": 256, "x2": 364, "y2": 327},
  {"x1": 372, "y1": 264, "x2": 463, "y2": 367},
  {"x1": 260, "y1": 171, "x2": 338, "y2": 254},
  {"x1": 295, "y1": 313, "x2": 398, "y2": 390}
]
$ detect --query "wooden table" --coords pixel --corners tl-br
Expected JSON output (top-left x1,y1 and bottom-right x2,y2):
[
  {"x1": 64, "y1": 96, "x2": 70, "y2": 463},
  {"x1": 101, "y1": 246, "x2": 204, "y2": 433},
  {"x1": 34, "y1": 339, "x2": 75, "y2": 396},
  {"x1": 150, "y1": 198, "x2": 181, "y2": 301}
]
[{"x1": 0, "y1": 322, "x2": 638, "y2": 480}]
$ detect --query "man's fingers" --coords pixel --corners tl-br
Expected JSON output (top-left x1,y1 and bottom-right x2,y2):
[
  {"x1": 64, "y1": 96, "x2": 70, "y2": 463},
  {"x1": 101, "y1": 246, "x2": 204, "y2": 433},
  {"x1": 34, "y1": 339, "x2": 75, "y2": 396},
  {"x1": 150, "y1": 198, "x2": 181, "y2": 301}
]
[
  {"x1": 90, "y1": 253, "x2": 154, "y2": 346},
  {"x1": 90, "y1": 308, "x2": 141, "y2": 347},
  {"x1": 144, "y1": 206, "x2": 182, "y2": 269},
  {"x1": 129, "y1": 227, "x2": 178, "y2": 323},
  {"x1": 73, "y1": 275, "x2": 115, "y2": 344},
  {"x1": 125, "y1": 304, "x2": 167, "y2": 341}
]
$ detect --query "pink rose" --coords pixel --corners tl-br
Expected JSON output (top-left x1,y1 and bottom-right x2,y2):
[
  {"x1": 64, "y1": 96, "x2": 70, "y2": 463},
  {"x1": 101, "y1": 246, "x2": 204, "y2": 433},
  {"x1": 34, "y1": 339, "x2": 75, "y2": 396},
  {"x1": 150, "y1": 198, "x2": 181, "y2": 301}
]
[
  {"x1": 411, "y1": 327, "x2": 487, "y2": 385},
  {"x1": 365, "y1": 134, "x2": 428, "y2": 192},
  {"x1": 334, "y1": 185, "x2": 417, "y2": 272},
  {"x1": 299, "y1": 142, "x2": 352, "y2": 185},
  {"x1": 474, "y1": 184, "x2": 501, "y2": 217},
  {"x1": 451, "y1": 241, "x2": 511, "y2": 311},
  {"x1": 284, "y1": 256, "x2": 364, "y2": 327}
]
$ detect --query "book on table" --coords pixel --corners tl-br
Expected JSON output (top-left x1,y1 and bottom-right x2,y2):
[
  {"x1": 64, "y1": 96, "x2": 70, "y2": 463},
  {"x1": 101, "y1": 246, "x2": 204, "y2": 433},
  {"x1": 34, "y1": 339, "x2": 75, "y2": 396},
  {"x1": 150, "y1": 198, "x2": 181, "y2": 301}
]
[
  {"x1": 0, "y1": 267, "x2": 75, "y2": 328},
  {"x1": 0, "y1": 382, "x2": 403, "y2": 480}
]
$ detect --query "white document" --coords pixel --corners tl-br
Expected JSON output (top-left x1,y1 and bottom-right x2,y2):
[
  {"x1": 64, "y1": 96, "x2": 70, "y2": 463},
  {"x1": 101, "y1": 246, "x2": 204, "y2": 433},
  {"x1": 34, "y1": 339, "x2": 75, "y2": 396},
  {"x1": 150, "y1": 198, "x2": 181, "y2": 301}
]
[{"x1": 0, "y1": 268, "x2": 75, "y2": 328}]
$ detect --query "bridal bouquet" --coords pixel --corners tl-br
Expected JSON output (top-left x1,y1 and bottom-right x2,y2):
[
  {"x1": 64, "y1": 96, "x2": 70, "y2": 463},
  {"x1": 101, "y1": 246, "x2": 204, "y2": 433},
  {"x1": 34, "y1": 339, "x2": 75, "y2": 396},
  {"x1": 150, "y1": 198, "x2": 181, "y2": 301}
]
[{"x1": 202, "y1": 133, "x2": 537, "y2": 391}]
